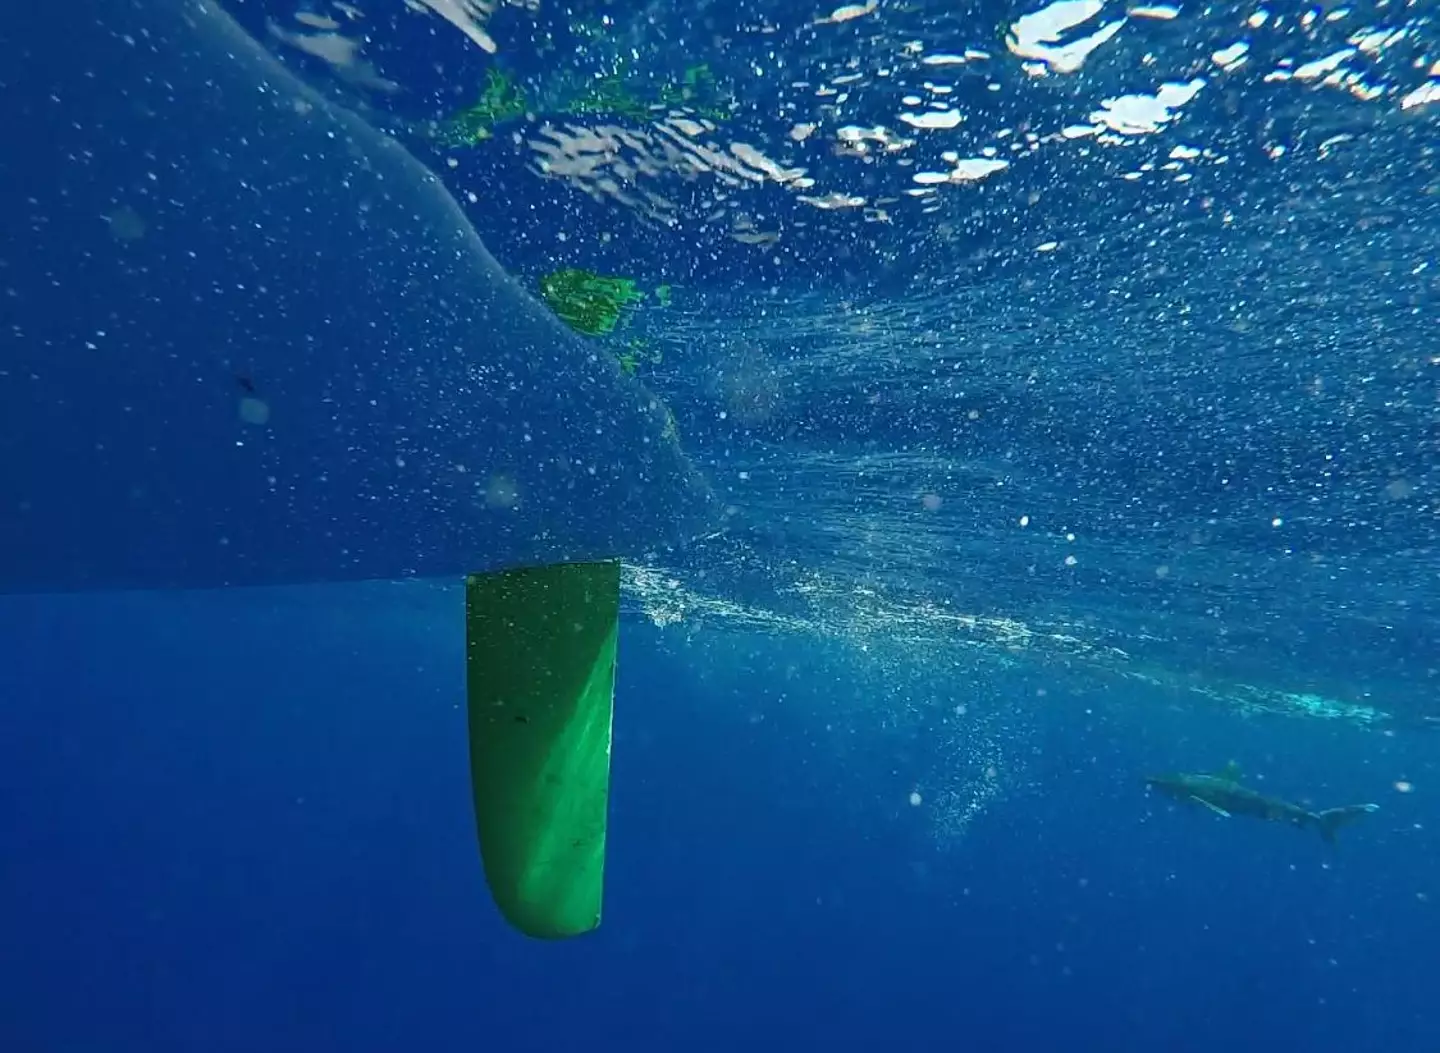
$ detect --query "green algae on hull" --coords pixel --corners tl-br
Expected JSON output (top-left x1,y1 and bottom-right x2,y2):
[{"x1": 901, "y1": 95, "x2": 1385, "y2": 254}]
[
  {"x1": 540, "y1": 269, "x2": 646, "y2": 336},
  {"x1": 444, "y1": 68, "x2": 529, "y2": 145}
]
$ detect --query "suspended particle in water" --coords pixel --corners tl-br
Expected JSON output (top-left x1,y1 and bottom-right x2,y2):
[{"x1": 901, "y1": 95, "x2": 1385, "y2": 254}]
[
  {"x1": 1395, "y1": 780, "x2": 1414, "y2": 794},
  {"x1": 238, "y1": 396, "x2": 270, "y2": 425},
  {"x1": 485, "y1": 474, "x2": 519, "y2": 509},
  {"x1": 922, "y1": 493, "x2": 942, "y2": 511},
  {"x1": 105, "y1": 205, "x2": 147, "y2": 242},
  {"x1": 909, "y1": 790, "x2": 923, "y2": 807}
]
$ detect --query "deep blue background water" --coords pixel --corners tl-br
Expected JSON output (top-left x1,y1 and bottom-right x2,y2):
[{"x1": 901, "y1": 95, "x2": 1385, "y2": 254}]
[{"x1": 2, "y1": 588, "x2": 1435, "y2": 1051}]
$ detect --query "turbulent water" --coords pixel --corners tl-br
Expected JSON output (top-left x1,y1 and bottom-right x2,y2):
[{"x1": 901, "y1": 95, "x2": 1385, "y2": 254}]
[{"x1": 233, "y1": 0, "x2": 1438, "y2": 739}]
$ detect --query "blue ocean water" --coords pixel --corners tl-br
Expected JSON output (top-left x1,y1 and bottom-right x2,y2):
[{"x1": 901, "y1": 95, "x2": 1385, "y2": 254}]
[
  {"x1": 2, "y1": 0, "x2": 1438, "y2": 1050},
  {"x1": 2, "y1": 589, "x2": 1437, "y2": 1050}
]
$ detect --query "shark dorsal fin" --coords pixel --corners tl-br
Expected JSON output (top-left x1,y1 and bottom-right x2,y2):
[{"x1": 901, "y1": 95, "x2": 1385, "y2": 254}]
[{"x1": 1218, "y1": 760, "x2": 1242, "y2": 781}]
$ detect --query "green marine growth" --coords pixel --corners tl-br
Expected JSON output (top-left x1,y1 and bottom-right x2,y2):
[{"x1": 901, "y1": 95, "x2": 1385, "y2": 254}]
[
  {"x1": 539, "y1": 269, "x2": 671, "y2": 375},
  {"x1": 560, "y1": 63, "x2": 733, "y2": 122},
  {"x1": 540, "y1": 268, "x2": 644, "y2": 336},
  {"x1": 615, "y1": 337, "x2": 665, "y2": 378},
  {"x1": 445, "y1": 63, "x2": 732, "y2": 148},
  {"x1": 445, "y1": 68, "x2": 529, "y2": 145}
]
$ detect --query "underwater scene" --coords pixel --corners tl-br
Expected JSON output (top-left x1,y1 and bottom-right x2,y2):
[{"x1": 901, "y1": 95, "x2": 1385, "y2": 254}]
[{"x1": 0, "y1": 0, "x2": 1437, "y2": 1049}]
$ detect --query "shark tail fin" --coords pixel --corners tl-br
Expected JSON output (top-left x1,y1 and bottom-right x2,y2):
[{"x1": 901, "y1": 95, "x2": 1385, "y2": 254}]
[{"x1": 1314, "y1": 804, "x2": 1379, "y2": 845}]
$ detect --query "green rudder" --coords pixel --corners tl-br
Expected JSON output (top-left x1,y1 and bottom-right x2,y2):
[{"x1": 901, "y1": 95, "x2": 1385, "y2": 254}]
[{"x1": 464, "y1": 561, "x2": 621, "y2": 939}]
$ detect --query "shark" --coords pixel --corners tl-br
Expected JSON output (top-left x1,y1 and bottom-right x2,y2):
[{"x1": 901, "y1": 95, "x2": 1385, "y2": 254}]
[{"x1": 1145, "y1": 762, "x2": 1379, "y2": 844}]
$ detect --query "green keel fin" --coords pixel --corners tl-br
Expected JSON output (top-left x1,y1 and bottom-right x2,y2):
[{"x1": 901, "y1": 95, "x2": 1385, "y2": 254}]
[{"x1": 465, "y1": 560, "x2": 621, "y2": 939}]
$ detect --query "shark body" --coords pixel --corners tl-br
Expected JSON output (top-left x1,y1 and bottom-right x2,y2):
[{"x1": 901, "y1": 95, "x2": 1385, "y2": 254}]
[{"x1": 1146, "y1": 763, "x2": 1378, "y2": 844}]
